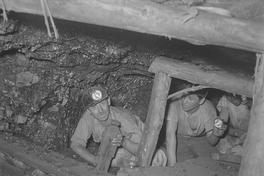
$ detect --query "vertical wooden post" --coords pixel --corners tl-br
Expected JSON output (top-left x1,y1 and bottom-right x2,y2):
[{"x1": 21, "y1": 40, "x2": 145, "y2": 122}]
[
  {"x1": 137, "y1": 71, "x2": 171, "y2": 167},
  {"x1": 239, "y1": 53, "x2": 264, "y2": 176}
]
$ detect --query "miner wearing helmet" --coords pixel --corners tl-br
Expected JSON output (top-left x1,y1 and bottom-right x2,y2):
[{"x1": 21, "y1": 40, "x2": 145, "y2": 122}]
[{"x1": 70, "y1": 86, "x2": 167, "y2": 168}]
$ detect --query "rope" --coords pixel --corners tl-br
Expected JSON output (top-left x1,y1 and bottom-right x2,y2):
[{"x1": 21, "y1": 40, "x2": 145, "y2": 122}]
[
  {"x1": 40, "y1": 0, "x2": 59, "y2": 39},
  {"x1": 40, "y1": 0, "x2": 51, "y2": 37},
  {"x1": 1, "y1": 0, "x2": 8, "y2": 22},
  {"x1": 43, "y1": 0, "x2": 59, "y2": 39}
]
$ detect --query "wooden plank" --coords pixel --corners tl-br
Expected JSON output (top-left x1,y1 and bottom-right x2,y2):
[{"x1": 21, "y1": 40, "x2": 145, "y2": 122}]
[
  {"x1": 211, "y1": 153, "x2": 242, "y2": 164},
  {"x1": 137, "y1": 71, "x2": 171, "y2": 167},
  {"x1": 239, "y1": 53, "x2": 264, "y2": 176},
  {"x1": 132, "y1": 158, "x2": 239, "y2": 176},
  {"x1": 0, "y1": 139, "x2": 67, "y2": 176},
  {"x1": 14, "y1": 153, "x2": 68, "y2": 176},
  {"x1": 149, "y1": 56, "x2": 254, "y2": 98},
  {"x1": 1, "y1": 0, "x2": 264, "y2": 53}
]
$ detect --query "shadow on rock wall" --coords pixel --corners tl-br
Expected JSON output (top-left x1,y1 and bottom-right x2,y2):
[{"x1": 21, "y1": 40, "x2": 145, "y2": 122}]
[{"x1": 0, "y1": 13, "x2": 158, "y2": 152}]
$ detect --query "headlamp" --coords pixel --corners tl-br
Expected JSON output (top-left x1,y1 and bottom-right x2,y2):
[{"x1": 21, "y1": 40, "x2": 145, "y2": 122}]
[
  {"x1": 92, "y1": 90, "x2": 103, "y2": 101},
  {"x1": 214, "y1": 119, "x2": 224, "y2": 129}
]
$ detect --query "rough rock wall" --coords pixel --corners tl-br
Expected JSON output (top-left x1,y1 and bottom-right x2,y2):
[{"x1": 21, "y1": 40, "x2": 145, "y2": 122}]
[{"x1": 0, "y1": 14, "x2": 161, "y2": 151}]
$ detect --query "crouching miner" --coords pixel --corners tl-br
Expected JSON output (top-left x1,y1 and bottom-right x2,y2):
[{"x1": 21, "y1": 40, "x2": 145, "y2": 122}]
[{"x1": 70, "y1": 86, "x2": 167, "y2": 169}]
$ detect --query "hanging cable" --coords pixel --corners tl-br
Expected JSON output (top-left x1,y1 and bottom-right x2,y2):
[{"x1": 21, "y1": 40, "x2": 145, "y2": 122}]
[
  {"x1": 40, "y1": 0, "x2": 59, "y2": 39},
  {"x1": 40, "y1": 0, "x2": 51, "y2": 37},
  {"x1": 1, "y1": 0, "x2": 8, "y2": 22},
  {"x1": 43, "y1": 0, "x2": 59, "y2": 39}
]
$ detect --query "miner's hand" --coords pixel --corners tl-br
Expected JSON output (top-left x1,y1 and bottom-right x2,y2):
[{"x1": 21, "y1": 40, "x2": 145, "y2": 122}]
[
  {"x1": 231, "y1": 145, "x2": 245, "y2": 156},
  {"x1": 111, "y1": 134, "x2": 123, "y2": 146},
  {"x1": 213, "y1": 124, "x2": 227, "y2": 137}
]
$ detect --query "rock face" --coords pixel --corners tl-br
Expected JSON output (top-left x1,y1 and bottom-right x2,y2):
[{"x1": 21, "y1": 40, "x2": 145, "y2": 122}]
[{"x1": 0, "y1": 13, "x2": 155, "y2": 152}]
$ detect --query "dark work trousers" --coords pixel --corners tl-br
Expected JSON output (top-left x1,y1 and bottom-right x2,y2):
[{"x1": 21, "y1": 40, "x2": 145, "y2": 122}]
[{"x1": 177, "y1": 134, "x2": 219, "y2": 162}]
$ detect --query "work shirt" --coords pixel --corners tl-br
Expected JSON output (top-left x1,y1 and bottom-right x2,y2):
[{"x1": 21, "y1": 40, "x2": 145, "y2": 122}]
[
  {"x1": 167, "y1": 99, "x2": 217, "y2": 137},
  {"x1": 217, "y1": 95, "x2": 250, "y2": 131},
  {"x1": 71, "y1": 106, "x2": 144, "y2": 147}
]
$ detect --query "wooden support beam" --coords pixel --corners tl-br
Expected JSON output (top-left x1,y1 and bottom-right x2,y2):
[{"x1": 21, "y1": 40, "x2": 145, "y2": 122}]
[
  {"x1": 239, "y1": 53, "x2": 264, "y2": 176},
  {"x1": 149, "y1": 57, "x2": 254, "y2": 98},
  {"x1": 0, "y1": 139, "x2": 67, "y2": 176},
  {"x1": 211, "y1": 153, "x2": 242, "y2": 164},
  {"x1": 137, "y1": 71, "x2": 171, "y2": 167},
  {"x1": 1, "y1": 0, "x2": 264, "y2": 53}
]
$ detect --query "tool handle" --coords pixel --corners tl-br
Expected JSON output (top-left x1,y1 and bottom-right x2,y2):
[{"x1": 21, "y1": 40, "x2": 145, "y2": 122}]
[{"x1": 96, "y1": 120, "x2": 121, "y2": 172}]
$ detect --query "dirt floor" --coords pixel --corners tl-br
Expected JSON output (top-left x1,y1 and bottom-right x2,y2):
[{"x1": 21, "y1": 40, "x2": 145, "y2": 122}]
[{"x1": 0, "y1": 132, "x2": 240, "y2": 176}]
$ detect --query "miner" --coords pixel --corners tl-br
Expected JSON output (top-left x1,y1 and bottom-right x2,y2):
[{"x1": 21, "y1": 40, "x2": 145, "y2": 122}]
[
  {"x1": 165, "y1": 88, "x2": 226, "y2": 166},
  {"x1": 70, "y1": 86, "x2": 167, "y2": 168}
]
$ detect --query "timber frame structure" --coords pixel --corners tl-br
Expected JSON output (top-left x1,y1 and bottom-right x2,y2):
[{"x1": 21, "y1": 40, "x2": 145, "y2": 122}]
[
  {"x1": 137, "y1": 56, "x2": 263, "y2": 176},
  {"x1": 1, "y1": 0, "x2": 264, "y2": 175}
]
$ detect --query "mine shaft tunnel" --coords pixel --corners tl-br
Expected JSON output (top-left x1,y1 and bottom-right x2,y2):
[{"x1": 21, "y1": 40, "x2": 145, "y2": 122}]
[
  {"x1": 136, "y1": 56, "x2": 254, "y2": 164},
  {"x1": 1, "y1": 0, "x2": 264, "y2": 176},
  {"x1": 137, "y1": 55, "x2": 264, "y2": 176}
]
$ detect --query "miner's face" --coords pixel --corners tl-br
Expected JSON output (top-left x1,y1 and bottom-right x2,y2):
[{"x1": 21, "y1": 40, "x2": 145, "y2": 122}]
[
  {"x1": 88, "y1": 98, "x2": 110, "y2": 122},
  {"x1": 181, "y1": 94, "x2": 201, "y2": 112}
]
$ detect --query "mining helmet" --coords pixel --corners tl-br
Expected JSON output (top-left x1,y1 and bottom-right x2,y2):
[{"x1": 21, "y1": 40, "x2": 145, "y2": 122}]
[{"x1": 82, "y1": 86, "x2": 108, "y2": 108}]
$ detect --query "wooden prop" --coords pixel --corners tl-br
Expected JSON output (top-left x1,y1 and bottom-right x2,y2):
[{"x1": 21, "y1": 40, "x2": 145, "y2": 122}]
[
  {"x1": 137, "y1": 71, "x2": 171, "y2": 167},
  {"x1": 1, "y1": 0, "x2": 264, "y2": 53},
  {"x1": 96, "y1": 120, "x2": 121, "y2": 172},
  {"x1": 239, "y1": 53, "x2": 264, "y2": 176},
  {"x1": 149, "y1": 57, "x2": 254, "y2": 98}
]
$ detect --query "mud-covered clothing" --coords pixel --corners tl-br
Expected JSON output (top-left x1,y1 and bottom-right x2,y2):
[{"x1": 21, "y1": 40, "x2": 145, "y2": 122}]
[
  {"x1": 71, "y1": 106, "x2": 144, "y2": 162},
  {"x1": 217, "y1": 95, "x2": 250, "y2": 131},
  {"x1": 167, "y1": 99, "x2": 217, "y2": 137}
]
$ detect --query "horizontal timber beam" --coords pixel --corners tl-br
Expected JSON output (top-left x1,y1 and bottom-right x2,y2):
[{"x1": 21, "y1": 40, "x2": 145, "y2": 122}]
[
  {"x1": 149, "y1": 56, "x2": 254, "y2": 98},
  {"x1": 1, "y1": 0, "x2": 264, "y2": 53}
]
